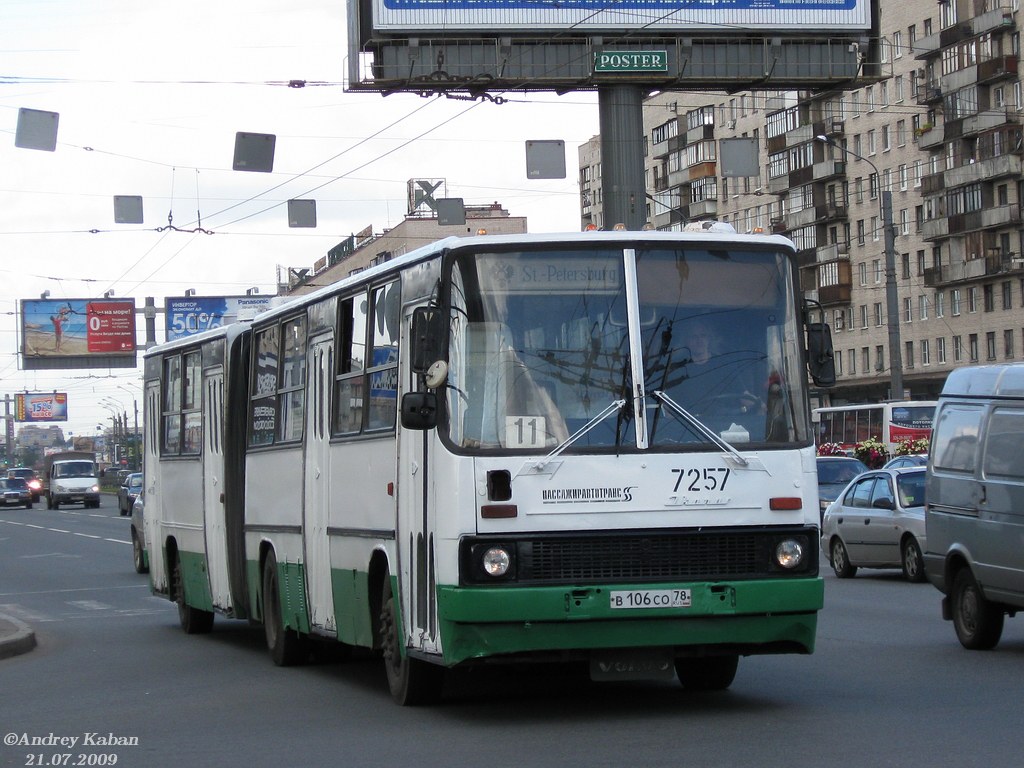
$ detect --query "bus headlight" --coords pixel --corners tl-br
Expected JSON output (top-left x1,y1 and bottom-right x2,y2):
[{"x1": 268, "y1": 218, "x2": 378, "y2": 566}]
[
  {"x1": 481, "y1": 546, "x2": 512, "y2": 577},
  {"x1": 775, "y1": 539, "x2": 805, "y2": 569}
]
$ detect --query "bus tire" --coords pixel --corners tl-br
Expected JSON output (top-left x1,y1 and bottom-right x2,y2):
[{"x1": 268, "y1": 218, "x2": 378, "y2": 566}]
[
  {"x1": 262, "y1": 551, "x2": 304, "y2": 666},
  {"x1": 380, "y1": 576, "x2": 444, "y2": 706},
  {"x1": 675, "y1": 655, "x2": 739, "y2": 691},
  {"x1": 173, "y1": 556, "x2": 213, "y2": 634},
  {"x1": 951, "y1": 567, "x2": 1004, "y2": 650}
]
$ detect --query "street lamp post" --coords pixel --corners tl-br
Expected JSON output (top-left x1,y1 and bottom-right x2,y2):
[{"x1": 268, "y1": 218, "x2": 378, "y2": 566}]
[{"x1": 816, "y1": 135, "x2": 905, "y2": 400}]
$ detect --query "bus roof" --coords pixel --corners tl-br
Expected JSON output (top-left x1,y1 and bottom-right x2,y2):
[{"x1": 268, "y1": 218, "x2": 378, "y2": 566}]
[{"x1": 250, "y1": 229, "x2": 799, "y2": 328}]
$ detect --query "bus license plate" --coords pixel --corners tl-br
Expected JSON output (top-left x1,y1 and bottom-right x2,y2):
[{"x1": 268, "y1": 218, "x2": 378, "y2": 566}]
[{"x1": 610, "y1": 589, "x2": 692, "y2": 609}]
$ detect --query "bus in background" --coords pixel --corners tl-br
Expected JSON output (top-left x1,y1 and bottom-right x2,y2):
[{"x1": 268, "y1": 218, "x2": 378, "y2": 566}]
[
  {"x1": 142, "y1": 229, "x2": 836, "y2": 705},
  {"x1": 813, "y1": 401, "x2": 937, "y2": 455}
]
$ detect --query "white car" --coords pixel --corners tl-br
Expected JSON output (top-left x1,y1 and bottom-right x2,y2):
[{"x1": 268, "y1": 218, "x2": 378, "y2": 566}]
[{"x1": 820, "y1": 467, "x2": 927, "y2": 582}]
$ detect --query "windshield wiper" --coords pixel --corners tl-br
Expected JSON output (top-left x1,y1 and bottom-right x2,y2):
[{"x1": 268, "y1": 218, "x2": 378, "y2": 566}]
[
  {"x1": 650, "y1": 390, "x2": 749, "y2": 467},
  {"x1": 521, "y1": 398, "x2": 627, "y2": 475}
]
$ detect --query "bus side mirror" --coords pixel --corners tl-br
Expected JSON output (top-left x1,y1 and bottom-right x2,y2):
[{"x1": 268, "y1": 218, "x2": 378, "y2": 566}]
[
  {"x1": 806, "y1": 322, "x2": 836, "y2": 388},
  {"x1": 401, "y1": 392, "x2": 438, "y2": 430},
  {"x1": 410, "y1": 307, "x2": 445, "y2": 375}
]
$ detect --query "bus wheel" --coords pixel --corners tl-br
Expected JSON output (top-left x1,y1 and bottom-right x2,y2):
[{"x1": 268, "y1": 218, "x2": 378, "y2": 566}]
[
  {"x1": 173, "y1": 556, "x2": 213, "y2": 634},
  {"x1": 262, "y1": 551, "x2": 303, "y2": 666},
  {"x1": 379, "y1": 576, "x2": 444, "y2": 706},
  {"x1": 951, "y1": 568, "x2": 1004, "y2": 650},
  {"x1": 830, "y1": 539, "x2": 857, "y2": 578},
  {"x1": 675, "y1": 655, "x2": 739, "y2": 691}
]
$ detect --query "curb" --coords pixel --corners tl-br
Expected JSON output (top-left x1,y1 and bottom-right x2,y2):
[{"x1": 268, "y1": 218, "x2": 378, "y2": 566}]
[{"x1": 0, "y1": 613, "x2": 37, "y2": 660}]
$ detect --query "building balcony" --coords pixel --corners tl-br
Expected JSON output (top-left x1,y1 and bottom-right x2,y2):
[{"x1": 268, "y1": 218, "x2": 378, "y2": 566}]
[
  {"x1": 947, "y1": 205, "x2": 1022, "y2": 236},
  {"x1": 978, "y1": 55, "x2": 1019, "y2": 84},
  {"x1": 818, "y1": 277, "x2": 853, "y2": 306},
  {"x1": 921, "y1": 217, "x2": 949, "y2": 241},
  {"x1": 917, "y1": 126, "x2": 945, "y2": 150},
  {"x1": 938, "y1": 66, "x2": 978, "y2": 95},
  {"x1": 973, "y1": 8, "x2": 1016, "y2": 37},
  {"x1": 687, "y1": 161, "x2": 717, "y2": 181},
  {"x1": 688, "y1": 198, "x2": 718, "y2": 218},
  {"x1": 962, "y1": 109, "x2": 1017, "y2": 137},
  {"x1": 815, "y1": 241, "x2": 850, "y2": 263},
  {"x1": 685, "y1": 123, "x2": 715, "y2": 144},
  {"x1": 915, "y1": 83, "x2": 943, "y2": 105},
  {"x1": 940, "y1": 21, "x2": 975, "y2": 49},
  {"x1": 944, "y1": 154, "x2": 1022, "y2": 187},
  {"x1": 913, "y1": 31, "x2": 942, "y2": 60},
  {"x1": 920, "y1": 171, "x2": 944, "y2": 196},
  {"x1": 813, "y1": 159, "x2": 847, "y2": 180}
]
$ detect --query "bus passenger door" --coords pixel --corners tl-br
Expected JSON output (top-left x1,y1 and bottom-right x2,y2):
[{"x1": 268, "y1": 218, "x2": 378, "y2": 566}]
[
  {"x1": 397, "y1": 305, "x2": 438, "y2": 653},
  {"x1": 202, "y1": 369, "x2": 232, "y2": 610},
  {"x1": 304, "y1": 336, "x2": 335, "y2": 633}
]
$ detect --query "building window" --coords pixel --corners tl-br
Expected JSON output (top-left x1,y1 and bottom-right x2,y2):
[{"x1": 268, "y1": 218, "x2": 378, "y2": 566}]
[
  {"x1": 905, "y1": 341, "x2": 915, "y2": 369},
  {"x1": 922, "y1": 338, "x2": 931, "y2": 366},
  {"x1": 919, "y1": 294, "x2": 929, "y2": 320},
  {"x1": 969, "y1": 287, "x2": 978, "y2": 313},
  {"x1": 969, "y1": 334, "x2": 979, "y2": 362},
  {"x1": 987, "y1": 332, "x2": 997, "y2": 361},
  {"x1": 875, "y1": 345, "x2": 884, "y2": 371},
  {"x1": 953, "y1": 335, "x2": 963, "y2": 362},
  {"x1": 903, "y1": 297, "x2": 913, "y2": 322},
  {"x1": 875, "y1": 302, "x2": 884, "y2": 326},
  {"x1": 863, "y1": 347, "x2": 871, "y2": 372},
  {"x1": 1007, "y1": 329, "x2": 1016, "y2": 359},
  {"x1": 984, "y1": 284, "x2": 995, "y2": 312},
  {"x1": 937, "y1": 336, "x2": 947, "y2": 363},
  {"x1": 936, "y1": 291, "x2": 945, "y2": 318},
  {"x1": 952, "y1": 289, "x2": 961, "y2": 316},
  {"x1": 1002, "y1": 281, "x2": 1012, "y2": 310}
]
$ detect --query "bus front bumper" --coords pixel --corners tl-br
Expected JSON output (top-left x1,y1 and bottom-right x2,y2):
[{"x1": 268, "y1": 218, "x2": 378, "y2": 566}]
[{"x1": 434, "y1": 577, "x2": 824, "y2": 666}]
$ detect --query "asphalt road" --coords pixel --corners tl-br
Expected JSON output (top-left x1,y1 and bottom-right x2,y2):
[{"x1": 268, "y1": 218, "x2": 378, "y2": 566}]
[{"x1": 3, "y1": 498, "x2": 1024, "y2": 768}]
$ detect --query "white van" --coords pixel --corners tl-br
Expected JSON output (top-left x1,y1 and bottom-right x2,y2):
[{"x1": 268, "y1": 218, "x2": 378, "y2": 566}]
[{"x1": 924, "y1": 363, "x2": 1024, "y2": 649}]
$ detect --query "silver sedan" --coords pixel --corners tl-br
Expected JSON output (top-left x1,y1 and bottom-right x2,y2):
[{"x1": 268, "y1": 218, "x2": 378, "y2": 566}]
[{"x1": 820, "y1": 467, "x2": 927, "y2": 582}]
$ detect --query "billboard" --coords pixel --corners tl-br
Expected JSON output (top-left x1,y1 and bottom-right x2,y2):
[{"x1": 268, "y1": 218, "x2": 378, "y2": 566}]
[
  {"x1": 165, "y1": 295, "x2": 274, "y2": 341},
  {"x1": 370, "y1": 0, "x2": 873, "y2": 31},
  {"x1": 20, "y1": 298, "x2": 137, "y2": 370},
  {"x1": 15, "y1": 392, "x2": 69, "y2": 423}
]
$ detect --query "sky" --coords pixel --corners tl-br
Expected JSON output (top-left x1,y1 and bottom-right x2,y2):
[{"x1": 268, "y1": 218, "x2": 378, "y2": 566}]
[{"x1": 0, "y1": 0, "x2": 601, "y2": 446}]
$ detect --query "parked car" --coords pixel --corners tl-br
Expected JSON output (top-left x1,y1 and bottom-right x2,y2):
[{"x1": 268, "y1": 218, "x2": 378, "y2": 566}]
[
  {"x1": 7, "y1": 467, "x2": 42, "y2": 502},
  {"x1": 117, "y1": 473, "x2": 143, "y2": 516},
  {"x1": 816, "y1": 456, "x2": 869, "y2": 521},
  {"x1": 821, "y1": 467, "x2": 927, "y2": 582},
  {"x1": 0, "y1": 477, "x2": 34, "y2": 508},
  {"x1": 130, "y1": 491, "x2": 148, "y2": 574},
  {"x1": 883, "y1": 454, "x2": 929, "y2": 469}
]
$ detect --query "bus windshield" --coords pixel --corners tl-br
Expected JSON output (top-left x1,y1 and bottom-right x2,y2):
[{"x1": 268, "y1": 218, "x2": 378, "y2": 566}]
[{"x1": 444, "y1": 243, "x2": 809, "y2": 451}]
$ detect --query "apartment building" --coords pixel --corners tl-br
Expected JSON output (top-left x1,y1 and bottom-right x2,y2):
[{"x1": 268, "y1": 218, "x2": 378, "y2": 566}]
[{"x1": 579, "y1": 0, "x2": 1024, "y2": 405}]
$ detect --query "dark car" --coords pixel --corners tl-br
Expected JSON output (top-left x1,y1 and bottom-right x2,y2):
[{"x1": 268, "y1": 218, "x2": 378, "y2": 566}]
[
  {"x1": 7, "y1": 467, "x2": 42, "y2": 502},
  {"x1": 883, "y1": 454, "x2": 929, "y2": 469},
  {"x1": 816, "y1": 456, "x2": 869, "y2": 522},
  {"x1": 0, "y1": 477, "x2": 34, "y2": 508},
  {"x1": 118, "y1": 473, "x2": 143, "y2": 516}
]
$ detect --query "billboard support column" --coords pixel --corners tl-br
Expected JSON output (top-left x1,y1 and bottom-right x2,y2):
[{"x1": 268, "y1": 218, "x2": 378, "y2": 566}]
[{"x1": 598, "y1": 85, "x2": 647, "y2": 231}]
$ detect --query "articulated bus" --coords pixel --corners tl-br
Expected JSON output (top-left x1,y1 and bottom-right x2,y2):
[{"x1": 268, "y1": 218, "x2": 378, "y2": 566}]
[
  {"x1": 142, "y1": 230, "x2": 835, "y2": 705},
  {"x1": 812, "y1": 401, "x2": 937, "y2": 455}
]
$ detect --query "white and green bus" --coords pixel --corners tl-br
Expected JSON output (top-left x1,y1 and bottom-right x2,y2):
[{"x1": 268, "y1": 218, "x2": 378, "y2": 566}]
[{"x1": 142, "y1": 229, "x2": 835, "y2": 705}]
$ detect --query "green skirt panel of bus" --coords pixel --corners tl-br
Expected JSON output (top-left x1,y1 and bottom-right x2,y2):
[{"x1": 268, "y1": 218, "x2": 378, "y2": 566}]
[{"x1": 435, "y1": 578, "x2": 823, "y2": 666}]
